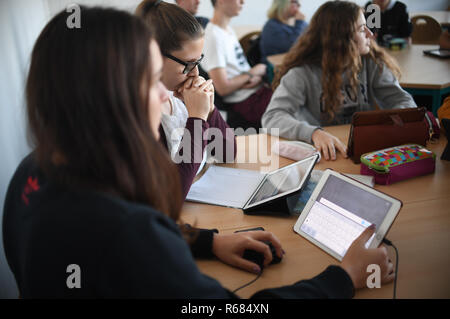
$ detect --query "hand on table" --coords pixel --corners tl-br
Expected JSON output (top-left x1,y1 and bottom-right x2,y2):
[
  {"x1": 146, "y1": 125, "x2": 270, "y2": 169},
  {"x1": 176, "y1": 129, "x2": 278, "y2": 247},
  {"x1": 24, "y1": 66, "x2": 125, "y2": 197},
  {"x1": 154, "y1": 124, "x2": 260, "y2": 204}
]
[
  {"x1": 311, "y1": 129, "x2": 348, "y2": 161},
  {"x1": 212, "y1": 231, "x2": 284, "y2": 274}
]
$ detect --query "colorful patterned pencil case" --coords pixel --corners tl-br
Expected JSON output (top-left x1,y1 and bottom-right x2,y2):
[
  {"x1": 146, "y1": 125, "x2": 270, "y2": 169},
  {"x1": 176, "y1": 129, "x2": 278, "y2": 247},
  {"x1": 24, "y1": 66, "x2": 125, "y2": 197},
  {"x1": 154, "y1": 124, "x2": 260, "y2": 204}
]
[{"x1": 360, "y1": 144, "x2": 436, "y2": 185}]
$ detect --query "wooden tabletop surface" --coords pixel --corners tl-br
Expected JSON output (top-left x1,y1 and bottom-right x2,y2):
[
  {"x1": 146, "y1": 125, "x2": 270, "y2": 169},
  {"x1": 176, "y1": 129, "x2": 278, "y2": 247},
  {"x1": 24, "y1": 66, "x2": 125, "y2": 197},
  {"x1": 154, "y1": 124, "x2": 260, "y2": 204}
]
[
  {"x1": 181, "y1": 125, "x2": 450, "y2": 298},
  {"x1": 267, "y1": 44, "x2": 450, "y2": 90}
]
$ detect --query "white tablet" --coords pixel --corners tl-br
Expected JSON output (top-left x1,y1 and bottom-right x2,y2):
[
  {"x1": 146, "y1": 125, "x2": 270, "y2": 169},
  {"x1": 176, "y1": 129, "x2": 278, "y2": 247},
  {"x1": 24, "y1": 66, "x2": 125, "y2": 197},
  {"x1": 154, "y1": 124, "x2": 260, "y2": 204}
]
[{"x1": 294, "y1": 169, "x2": 402, "y2": 261}]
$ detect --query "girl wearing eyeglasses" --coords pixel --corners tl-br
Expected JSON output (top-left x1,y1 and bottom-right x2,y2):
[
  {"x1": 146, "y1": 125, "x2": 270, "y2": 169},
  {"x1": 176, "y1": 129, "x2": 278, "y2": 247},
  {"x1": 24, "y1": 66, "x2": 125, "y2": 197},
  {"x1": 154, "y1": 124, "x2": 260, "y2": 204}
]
[
  {"x1": 136, "y1": 0, "x2": 236, "y2": 201},
  {"x1": 259, "y1": 0, "x2": 308, "y2": 63}
]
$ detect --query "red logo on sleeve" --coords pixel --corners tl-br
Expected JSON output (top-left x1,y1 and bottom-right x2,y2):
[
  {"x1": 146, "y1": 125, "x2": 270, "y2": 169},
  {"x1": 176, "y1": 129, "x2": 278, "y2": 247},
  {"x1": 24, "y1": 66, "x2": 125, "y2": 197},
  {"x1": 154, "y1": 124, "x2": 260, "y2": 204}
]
[{"x1": 21, "y1": 176, "x2": 40, "y2": 206}]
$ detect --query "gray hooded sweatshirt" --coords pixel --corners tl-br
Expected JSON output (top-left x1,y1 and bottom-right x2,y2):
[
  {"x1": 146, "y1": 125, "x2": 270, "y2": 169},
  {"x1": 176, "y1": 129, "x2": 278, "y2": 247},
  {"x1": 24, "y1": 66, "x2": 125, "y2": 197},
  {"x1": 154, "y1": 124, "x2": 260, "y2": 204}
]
[{"x1": 262, "y1": 56, "x2": 417, "y2": 143}]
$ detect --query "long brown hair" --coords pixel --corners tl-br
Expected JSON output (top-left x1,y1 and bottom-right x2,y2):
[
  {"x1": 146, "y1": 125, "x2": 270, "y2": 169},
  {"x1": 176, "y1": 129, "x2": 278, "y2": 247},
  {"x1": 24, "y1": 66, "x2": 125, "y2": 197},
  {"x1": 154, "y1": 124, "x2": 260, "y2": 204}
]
[
  {"x1": 26, "y1": 7, "x2": 182, "y2": 220},
  {"x1": 136, "y1": 0, "x2": 204, "y2": 54},
  {"x1": 272, "y1": 1, "x2": 401, "y2": 120}
]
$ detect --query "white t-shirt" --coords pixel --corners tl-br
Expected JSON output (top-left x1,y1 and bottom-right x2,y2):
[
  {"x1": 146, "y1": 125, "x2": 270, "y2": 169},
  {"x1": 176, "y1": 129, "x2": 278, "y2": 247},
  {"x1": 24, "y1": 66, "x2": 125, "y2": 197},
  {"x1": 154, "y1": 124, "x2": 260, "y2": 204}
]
[
  {"x1": 202, "y1": 23, "x2": 261, "y2": 103},
  {"x1": 160, "y1": 92, "x2": 208, "y2": 174}
]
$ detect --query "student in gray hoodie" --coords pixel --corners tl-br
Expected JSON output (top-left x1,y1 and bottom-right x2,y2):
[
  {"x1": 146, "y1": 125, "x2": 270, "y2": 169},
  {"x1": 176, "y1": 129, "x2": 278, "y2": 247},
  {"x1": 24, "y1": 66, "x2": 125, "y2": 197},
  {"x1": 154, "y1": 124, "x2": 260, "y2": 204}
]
[{"x1": 262, "y1": 1, "x2": 416, "y2": 161}]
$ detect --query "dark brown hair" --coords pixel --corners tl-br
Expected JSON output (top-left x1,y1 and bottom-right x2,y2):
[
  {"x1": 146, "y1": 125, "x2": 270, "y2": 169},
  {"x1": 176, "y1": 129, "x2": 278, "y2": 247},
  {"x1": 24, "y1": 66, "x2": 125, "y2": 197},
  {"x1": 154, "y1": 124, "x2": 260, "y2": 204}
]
[
  {"x1": 136, "y1": 0, "x2": 204, "y2": 54},
  {"x1": 272, "y1": 1, "x2": 401, "y2": 121},
  {"x1": 26, "y1": 7, "x2": 182, "y2": 220}
]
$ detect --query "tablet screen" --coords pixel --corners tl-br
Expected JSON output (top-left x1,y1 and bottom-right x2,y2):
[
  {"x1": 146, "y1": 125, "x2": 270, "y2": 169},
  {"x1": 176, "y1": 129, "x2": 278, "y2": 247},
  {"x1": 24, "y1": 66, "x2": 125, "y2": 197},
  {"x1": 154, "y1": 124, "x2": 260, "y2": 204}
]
[
  {"x1": 300, "y1": 174, "x2": 392, "y2": 258},
  {"x1": 245, "y1": 155, "x2": 317, "y2": 208}
]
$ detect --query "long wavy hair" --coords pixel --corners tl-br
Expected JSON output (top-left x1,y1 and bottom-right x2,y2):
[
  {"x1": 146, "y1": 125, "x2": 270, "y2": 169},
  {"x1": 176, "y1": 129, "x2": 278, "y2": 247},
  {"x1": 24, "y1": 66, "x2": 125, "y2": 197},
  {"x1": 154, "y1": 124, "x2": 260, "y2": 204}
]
[
  {"x1": 272, "y1": 1, "x2": 401, "y2": 121},
  {"x1": 26, "y1": 7, "x2": 183, "y2": 221}
]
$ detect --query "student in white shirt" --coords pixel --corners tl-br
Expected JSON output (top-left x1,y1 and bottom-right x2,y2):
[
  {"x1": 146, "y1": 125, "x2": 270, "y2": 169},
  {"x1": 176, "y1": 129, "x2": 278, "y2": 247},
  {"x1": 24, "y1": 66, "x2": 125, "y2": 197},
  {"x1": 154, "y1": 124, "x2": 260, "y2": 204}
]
[{"x1": 201, "y1": 0, "x2": 273, "y2": 128}]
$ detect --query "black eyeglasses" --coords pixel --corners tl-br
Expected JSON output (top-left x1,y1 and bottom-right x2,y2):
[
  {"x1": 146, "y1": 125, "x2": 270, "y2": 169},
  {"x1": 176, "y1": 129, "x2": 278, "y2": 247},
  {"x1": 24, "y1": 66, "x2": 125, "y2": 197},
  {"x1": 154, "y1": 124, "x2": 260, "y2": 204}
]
[{"x1": 164, "y1": 53, "x2": 204, "y2": 74}]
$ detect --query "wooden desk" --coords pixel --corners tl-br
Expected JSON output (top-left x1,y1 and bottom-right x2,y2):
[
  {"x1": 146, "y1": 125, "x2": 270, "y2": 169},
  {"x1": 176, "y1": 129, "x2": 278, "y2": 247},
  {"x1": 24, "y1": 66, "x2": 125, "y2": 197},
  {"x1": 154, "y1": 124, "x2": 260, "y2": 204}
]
[
  {"x1": 389, "y1": 45, "x2": 450, "y2": 90},
  {"x1": 181, "y1": 125, "x2": 450, "y2": 298},
  {"x1": 267, "y1": 45, "x2": 450, "y2": 114},
  {"x1": 389, "y1": 44, "x2": 450, "y2": 114}
]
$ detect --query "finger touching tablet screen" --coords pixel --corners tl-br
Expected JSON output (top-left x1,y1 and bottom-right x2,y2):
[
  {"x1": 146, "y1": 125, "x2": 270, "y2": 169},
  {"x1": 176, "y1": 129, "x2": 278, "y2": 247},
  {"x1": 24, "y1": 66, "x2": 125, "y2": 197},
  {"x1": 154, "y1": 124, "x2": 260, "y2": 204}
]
[{"x1": 294, "y1": 169, "x2": 402, "y2": 261}]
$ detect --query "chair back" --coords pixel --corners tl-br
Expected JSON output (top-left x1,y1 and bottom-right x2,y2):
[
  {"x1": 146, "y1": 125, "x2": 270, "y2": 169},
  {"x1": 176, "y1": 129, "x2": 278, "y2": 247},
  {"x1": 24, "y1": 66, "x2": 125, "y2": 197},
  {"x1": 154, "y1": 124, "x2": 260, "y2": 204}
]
[
  {"x1": 239, "y1": 31, "x2": 261, "y2": 54},
  {"x1": 239, "y1": 31, "x2": 261, "y2": 66},
  {"x1": 411, "y1": 15, "x2": 442, "y2": 44}
]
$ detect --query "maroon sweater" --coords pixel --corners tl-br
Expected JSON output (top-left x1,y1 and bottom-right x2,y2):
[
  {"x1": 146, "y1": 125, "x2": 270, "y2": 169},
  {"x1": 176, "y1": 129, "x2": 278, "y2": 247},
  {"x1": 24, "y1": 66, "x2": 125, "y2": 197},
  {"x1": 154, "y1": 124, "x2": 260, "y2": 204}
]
[{"x1": 159, "y1": 107, "x2": 237, "y2": 200}]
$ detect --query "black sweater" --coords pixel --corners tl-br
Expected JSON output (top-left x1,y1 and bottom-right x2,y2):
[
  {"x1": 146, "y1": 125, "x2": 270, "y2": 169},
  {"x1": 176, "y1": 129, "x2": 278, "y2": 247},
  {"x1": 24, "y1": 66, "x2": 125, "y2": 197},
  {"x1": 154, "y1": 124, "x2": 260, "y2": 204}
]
[
  {"x1": 365, "y1": 1, "x2": 413, "y2": 43},
  {"x1": 2, "y1": 154, "x2": 354, "y2": 298}
]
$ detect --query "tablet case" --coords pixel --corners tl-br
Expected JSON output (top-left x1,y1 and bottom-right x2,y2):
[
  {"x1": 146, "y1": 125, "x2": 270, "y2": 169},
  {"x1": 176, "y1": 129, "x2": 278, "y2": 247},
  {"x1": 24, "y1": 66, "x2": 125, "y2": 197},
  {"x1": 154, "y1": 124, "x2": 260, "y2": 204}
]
[
  {"x1": 347, "y1": 107, "x2": 432, "y2": 163},
  {"x1": 243, "y1": 155, "x2": 318, "y2": 216},
  {"x1": 360, "y1": 144, "x2": 436, "y2": 185},
  {"x1": 243, "y1": 180, "x2": 311, "y2": 216}
]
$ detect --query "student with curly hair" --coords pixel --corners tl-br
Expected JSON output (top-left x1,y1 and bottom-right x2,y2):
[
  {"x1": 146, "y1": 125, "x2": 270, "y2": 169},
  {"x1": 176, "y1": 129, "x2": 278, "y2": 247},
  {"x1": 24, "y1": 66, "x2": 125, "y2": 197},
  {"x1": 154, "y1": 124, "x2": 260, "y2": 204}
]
[{"x1": 262, "y1": 0, "x2": 416, "y2": 161}]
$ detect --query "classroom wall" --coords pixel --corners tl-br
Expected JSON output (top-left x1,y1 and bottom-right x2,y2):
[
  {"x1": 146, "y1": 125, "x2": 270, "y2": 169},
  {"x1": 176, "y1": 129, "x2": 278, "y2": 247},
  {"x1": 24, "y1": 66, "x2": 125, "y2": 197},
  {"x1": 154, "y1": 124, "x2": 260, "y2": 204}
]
[
  {"x1": 0, "y1": 0, "x2": 49, "y2": 298},
  {"x1": 195, "y1": 0, "x2": 450, "y2": 26},
  {"x1": 45, "y1": 0, "x2": 450, "y2": 26}
]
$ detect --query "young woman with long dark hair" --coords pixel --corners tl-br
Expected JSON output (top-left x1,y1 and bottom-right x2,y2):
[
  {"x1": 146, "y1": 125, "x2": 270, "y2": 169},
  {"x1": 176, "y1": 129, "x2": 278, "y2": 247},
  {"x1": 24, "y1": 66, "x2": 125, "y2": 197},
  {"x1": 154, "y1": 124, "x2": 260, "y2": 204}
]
[{"x1": 3, "y1": 6, "x2": 393, "y2": 298}]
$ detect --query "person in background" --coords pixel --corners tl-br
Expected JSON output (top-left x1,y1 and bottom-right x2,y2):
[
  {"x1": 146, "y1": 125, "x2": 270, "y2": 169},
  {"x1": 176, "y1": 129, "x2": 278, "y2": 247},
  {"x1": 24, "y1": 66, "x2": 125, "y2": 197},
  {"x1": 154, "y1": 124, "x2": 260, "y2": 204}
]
[
  {"x1": 259, "y1": 0, "x2": 308, "y2": 63},
  {"x1": 262, "y1": 1, "x2": 416, "y2": 161},
  {"x1": 136, "y1": 0, "x2": 236, "y2": 200},
  {"x1": 364, "y1": 0, "x2": 413, "y2": 45},
  {"x1": 201, "y1": 0, "x2": 272, "y2": 129},
  {"x1": 175, "y1": 0, "x2": 210, "y2": 28},
  {"x1": 3, "y1": 6, "x2": 395, "y2": 298}
]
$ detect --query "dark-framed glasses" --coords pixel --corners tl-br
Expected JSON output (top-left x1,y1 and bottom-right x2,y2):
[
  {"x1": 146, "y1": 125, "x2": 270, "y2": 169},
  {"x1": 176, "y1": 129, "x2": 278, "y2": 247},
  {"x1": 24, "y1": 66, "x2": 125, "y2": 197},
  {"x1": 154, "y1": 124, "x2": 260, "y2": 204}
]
[{"x1": 164, "y1": 53, "x2": 204, "y2": 74}]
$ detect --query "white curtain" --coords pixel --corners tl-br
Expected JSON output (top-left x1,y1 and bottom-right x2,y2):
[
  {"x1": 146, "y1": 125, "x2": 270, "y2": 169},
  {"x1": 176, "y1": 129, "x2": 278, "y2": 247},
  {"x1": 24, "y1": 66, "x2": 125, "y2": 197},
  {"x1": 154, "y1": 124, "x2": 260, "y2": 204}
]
[{"x1": 0, "y1": 0, "x2": 48, "y2": 298}]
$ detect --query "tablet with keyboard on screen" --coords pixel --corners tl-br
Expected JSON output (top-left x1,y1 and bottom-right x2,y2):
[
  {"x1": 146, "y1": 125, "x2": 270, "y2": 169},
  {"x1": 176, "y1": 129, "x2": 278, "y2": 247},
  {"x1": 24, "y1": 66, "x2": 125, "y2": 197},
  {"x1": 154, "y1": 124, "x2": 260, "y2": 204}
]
[{"x1": 293, "y1": 169, "x2": 402, "y2": 261}]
